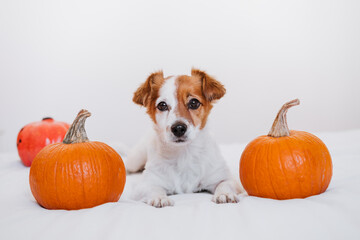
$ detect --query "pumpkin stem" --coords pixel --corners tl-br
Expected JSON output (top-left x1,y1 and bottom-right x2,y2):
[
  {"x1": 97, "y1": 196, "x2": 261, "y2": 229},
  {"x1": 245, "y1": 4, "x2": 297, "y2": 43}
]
[
  {"x1": 63, "y1": 109, "x2": 91, "y2": 144},
  {"x1": 268, "y1": 99, "x2": 300, "y2": 138}
]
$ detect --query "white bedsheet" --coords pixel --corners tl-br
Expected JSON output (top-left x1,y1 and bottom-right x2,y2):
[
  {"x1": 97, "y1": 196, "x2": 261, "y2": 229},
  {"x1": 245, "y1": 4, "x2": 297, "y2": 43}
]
[{"x1": 1, "y1": 130, "x2": 360, "y2": 240}]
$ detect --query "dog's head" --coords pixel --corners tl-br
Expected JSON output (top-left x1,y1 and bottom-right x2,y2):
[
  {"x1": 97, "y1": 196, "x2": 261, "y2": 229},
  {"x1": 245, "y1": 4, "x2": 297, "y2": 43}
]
[{"x1": 133, "y1": 69, "x2": 226, "y2": 145}]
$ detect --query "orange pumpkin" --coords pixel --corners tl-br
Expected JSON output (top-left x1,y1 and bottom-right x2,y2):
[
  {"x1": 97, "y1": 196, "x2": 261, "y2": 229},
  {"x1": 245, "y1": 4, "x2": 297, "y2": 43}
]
[
  {"x1": 29, "y1": 110, "x2": 126, "y2": 210},
  {"x1": 240, "y1": 99, "x2": 332, "y2": 200}
]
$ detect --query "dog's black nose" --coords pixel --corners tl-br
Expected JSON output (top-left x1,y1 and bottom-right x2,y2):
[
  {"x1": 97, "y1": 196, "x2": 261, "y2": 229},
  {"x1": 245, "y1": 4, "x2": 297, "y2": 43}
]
[{"x1": 171, "y1": 122, "x2": 187, "y2": 138}]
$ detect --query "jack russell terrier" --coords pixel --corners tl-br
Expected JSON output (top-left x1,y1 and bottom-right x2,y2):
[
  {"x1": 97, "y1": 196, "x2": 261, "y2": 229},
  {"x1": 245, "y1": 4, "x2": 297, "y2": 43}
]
[{"x1": 125, "y1": 69, "x2": 241, "y2": 207}]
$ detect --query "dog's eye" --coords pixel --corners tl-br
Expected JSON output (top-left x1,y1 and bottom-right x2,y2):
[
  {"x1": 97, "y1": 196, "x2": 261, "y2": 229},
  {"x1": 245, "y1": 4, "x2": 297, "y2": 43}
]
[
  {"x1": 157, "y1": 101, "x2": 169, "y2": 111},
  {"x1": 188, "y1": 98, "x2": 201, "y2": 110}
]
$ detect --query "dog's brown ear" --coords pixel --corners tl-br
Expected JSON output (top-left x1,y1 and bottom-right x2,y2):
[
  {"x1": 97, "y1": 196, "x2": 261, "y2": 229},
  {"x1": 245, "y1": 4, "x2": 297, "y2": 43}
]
[
  {"x1": 133, "y1": 71, "x2": 164, "y2": 106},
  {"x1": 191, "y1": 68, "x2": 226, "y2": 101}
]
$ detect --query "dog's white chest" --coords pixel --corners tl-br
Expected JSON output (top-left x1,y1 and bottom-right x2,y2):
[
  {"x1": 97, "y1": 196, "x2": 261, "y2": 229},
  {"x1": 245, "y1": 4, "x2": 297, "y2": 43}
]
[
  {"x1": 166, "y1": 155, "x2": 204, "y2": 194},
  {"x1": 145, "y1": 146, "x2": 208, "y2": 194},
  {"x1": 141, "y1": 128, "x2": 227, "y2": 195}
]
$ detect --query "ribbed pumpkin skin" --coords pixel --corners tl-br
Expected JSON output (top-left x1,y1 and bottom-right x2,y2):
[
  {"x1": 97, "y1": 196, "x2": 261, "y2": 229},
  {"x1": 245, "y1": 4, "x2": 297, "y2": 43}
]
[
  {"x1": 240, "y1": 130, "x2": 332, "y2": 200},
  {"x1": 29, "y1": 141, "x2": 126, "y2": 210}
]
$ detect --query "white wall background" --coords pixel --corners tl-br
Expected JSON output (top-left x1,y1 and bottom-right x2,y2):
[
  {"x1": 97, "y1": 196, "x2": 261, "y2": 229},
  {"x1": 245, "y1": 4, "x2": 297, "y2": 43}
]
[{"x1": 1, "y1": 0, "x2": 359, "y2": 153}]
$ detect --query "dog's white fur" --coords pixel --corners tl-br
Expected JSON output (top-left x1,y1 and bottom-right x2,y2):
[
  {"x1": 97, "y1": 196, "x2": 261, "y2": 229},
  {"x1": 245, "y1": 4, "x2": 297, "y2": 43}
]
[{"x1": 125, "y1": 72, "x2": 241, "y2": 207}]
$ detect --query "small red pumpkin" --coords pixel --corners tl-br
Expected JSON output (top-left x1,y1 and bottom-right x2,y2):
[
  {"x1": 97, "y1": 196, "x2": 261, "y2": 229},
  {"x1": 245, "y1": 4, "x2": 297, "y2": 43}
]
[
  {"x1": 240, "y1": 99, "x2": 333, "y2": 200},
  {"x1": 29, "y1": 110, "x2": 126, "y2": 210},
  {"x1": 17, "y1": 117, "x2": 70, "y2": 166}
]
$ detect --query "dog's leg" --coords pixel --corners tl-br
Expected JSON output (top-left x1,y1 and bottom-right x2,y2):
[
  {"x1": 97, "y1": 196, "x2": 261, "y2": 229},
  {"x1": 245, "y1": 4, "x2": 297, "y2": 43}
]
[
  {"x1": 124, "y1": 138, "x2": 148, "y2": 173},
  {"x1": 144, "y1": 186, "x2": 174, "y2": 208},
  {"x1": 212, "y1": 179, "x2": 241, "y2": 204},
  {"x1": 134, "y1": 183, "x2": 174, "y2": 208}
]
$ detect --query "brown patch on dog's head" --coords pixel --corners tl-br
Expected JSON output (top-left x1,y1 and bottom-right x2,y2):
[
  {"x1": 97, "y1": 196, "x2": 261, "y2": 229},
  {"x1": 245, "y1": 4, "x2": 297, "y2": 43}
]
[
  {"x1": 191, "y1": 68, "x2": 226, "y2": 101},
  {"x1": 175, "y1": 69, "x2": 226, "y2": 129},
  {"x1": 134, "y1": 69, "x2": 226, "y2": 129},
  {"x1": 133, "y1": 71, "x2": 165, "y2": 122}
]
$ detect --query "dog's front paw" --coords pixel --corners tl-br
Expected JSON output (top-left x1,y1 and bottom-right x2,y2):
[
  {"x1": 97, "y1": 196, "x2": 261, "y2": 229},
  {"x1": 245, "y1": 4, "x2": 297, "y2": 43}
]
[
  {"x1": 212, "y1": 193, "x2": 240, "y2": 204},
  {"x1": 146, "y1": 196, "x2": 174, "y2": 208}
]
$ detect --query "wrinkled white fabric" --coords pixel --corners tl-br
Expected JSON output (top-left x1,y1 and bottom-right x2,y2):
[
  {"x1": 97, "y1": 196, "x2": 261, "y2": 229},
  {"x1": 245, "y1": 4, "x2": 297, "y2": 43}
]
[{"x1": 1, "y1": 130, "x2": 359, "y2": 240}]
